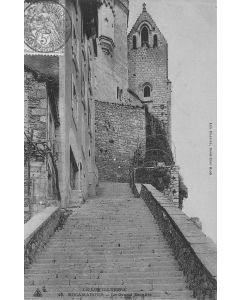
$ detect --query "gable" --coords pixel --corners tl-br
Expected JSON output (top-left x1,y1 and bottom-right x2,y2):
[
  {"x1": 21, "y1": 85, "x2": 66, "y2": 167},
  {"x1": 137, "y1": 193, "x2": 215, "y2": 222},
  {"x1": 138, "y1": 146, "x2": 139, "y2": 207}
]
[{"x1": 128, "y1": 7, "x2": 166, "y2": 44}]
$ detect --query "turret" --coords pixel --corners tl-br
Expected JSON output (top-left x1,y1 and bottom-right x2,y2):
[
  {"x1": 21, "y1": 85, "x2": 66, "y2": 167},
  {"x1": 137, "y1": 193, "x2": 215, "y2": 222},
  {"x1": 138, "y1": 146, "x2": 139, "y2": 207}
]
[{"x1": 93, "y1": 0, "x2": 129, "y2": 104}]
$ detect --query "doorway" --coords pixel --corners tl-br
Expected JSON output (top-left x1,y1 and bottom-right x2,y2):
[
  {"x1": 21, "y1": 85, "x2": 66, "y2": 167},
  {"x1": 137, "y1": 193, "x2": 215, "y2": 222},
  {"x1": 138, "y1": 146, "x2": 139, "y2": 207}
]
[{"x1": 70, "y1": 147, "x2": 78, "y2": 190}]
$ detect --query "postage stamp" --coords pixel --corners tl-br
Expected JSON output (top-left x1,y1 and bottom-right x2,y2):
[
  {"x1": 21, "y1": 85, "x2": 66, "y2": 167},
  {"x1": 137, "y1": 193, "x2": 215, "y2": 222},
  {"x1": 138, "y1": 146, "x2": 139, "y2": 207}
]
[{"x1": 24, "y1": 0, "x2": 71, "y2": 54}]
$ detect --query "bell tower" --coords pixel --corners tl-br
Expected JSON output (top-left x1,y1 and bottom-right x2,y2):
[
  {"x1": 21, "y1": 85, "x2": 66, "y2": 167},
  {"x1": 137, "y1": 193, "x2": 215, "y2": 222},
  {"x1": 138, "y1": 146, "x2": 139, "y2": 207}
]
[{"x1": 128, "y1": 3, "x2": 172, "y2": 141}]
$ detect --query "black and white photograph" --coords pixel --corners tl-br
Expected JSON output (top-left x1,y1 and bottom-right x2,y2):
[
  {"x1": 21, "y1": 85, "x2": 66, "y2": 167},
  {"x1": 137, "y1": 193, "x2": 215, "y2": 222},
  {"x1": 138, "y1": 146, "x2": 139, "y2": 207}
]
[{"x1": 22, "y1": 0, "x2": 217, "y2": 299}]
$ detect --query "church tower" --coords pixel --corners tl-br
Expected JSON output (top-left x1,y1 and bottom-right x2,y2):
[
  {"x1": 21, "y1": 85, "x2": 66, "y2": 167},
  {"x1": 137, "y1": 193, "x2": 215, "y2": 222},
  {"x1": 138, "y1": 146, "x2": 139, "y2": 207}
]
[{"x1": 128, "y1": 3, "x2": 172, "y2": 141}]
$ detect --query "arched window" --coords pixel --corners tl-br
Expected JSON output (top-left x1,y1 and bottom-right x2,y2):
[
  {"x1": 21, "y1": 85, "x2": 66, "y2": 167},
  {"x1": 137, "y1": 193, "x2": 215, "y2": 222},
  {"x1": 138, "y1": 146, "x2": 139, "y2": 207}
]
[
  {"x1": 144, "y1": 85, "x2": 151, "y2": 97},
  {"x1": 153, "y1": 34, "x2": 158, "y2": 47},
  {"x1": 141, "y1": 26, "x2": 149, "y2": 47},
  {"x1": 133, "y1": 35, "x2": 137, "y2": 49}
]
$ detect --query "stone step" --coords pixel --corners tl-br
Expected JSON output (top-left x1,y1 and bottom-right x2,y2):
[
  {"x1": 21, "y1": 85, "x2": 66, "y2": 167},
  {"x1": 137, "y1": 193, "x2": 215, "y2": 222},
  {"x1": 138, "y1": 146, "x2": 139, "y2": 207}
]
[
  {"x1": 45, "y1": 244, "x2": 169, "y2": 249},
  {"x1": 25, "y1": 276, "x2": 186, "y2": 286},
  {"x1": 40, "y1": 247, "x2": 172, "y2": 254},
  {"x1": 34, "y1": 259, "x2": 179, "y2": 268},
  {"x1": 25, "y1": 270, "x2": 184, "y2": 278},
  {"x1": 47, "y1": 239, "x2": 167, "y2": 244},
  {"x1": 44, "y1": 248, "x2": 172, "y2": 254},
  {"x1": 48, "y1": 239, "x2": 165, "y2": 244},
  {"x1": 58, "y1": 224, "x2": 159, "y2": 226},
  {"x1": 43, "y1": 246, "x2": 171, "y2": 253},
  {"x1": 25, "y1": 183, "x2": 193, "y2": 300},
  {"x1": 52, "y1": 236, "x2": 163, "y2": 240},
  {"x1": 25, "y1": 265, "x2": 180, "y2": 274},
  {"x1": 51, "y1": 232, "x2": 162, "y2": 236},
  {"x1": 62, "y1": 225, "x2": 161, "y2": 228},
  {"x1": 60, "y1": 224, "x2": 160, "y2": 227},
  {"x1": 35, "y1": 255, "x2": 174, "y2": 263},
  {"x1": 45, "y1": 240, "x2": 170, "y2": 245},
  {"x1": 37, "y1": 249, "x2": 175, "y2": 261},
  {"x1": 44, "y1": 242, "x2": 169, "y2": 247},
  {"x1": 35, "y1": 251, "x2": 176, "y2": 258},
  {"x1": 54, "y1": 232, "x2": 163, "y2": 236},
  {"x1": 60, "y1": 216, "x2": 156, "y2": 219}
]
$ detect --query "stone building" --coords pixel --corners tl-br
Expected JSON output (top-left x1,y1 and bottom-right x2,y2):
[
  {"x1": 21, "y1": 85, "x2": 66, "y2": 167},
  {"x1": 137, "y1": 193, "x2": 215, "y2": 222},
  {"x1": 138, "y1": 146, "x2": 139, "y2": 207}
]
[
  {"x1": 24, "y1": 0, "x2": 185, "y2": 214},
  {"x1": 24, "y1": 0, "x2": 99, "y2": 213},
  {"x1": 94, "y1": 2, "x2": 175, "y2": 188}
]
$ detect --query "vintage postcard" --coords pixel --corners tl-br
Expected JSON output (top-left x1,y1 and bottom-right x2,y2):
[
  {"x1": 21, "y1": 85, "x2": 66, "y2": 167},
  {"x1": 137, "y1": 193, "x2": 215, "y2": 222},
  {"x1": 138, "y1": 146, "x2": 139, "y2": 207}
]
[{"x1": 24, "y1": 0, "x2": 217, "y2": 299}]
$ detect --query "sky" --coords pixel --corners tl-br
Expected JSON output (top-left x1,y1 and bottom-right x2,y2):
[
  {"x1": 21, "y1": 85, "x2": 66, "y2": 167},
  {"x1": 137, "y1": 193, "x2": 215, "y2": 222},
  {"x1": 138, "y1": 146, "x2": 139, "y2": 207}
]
[{"x1": 128, "y1": 0, "x2": 217, "y2": 243}]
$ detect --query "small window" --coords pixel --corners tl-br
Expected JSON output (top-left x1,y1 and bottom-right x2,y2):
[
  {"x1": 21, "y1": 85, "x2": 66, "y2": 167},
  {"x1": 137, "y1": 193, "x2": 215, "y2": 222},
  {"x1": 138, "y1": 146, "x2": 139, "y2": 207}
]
[
  {"x1": 72, "y1": 76, "x2": 78, "y2": 124},
  {"x1": 81, "y1": 70, "x2": 85, "y2": 98},
  {"x1": 133, "y1": 36, "x2": 137, "y2": 49},
  {"x1": 117, "y1": 87, "x2": 119, "y2": 99},
  {"x1": 119, "y1": 89, "x2": 123, "y2": 101},
  {"x1": 73, "y1": 84, "x2": 76, "y2": 98},
  {"x1": 117, "y1": 87, "x2": 123, "y2": 101},
  {"x1": 153, "y1": 34, "x2": 158, "y2": 47},
  {"x1": 141, "y1": 26, "x2": 149, "y2": 47},
  {"x1": 144, "y1": 85, "x2": 151, "y2": 97}
]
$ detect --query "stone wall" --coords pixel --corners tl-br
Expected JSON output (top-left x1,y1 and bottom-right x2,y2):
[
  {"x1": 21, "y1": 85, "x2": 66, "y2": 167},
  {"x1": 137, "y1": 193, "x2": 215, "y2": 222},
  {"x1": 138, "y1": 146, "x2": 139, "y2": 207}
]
[
  {"x1": 24, "y1": 71, "x2": 48, "y2": 203},
  {"x1": 132, "y1": 166, "x2": 180, "y2": 207},
  {"x1": 128, "y1": 46, "x2": 171, "y2": 135},
  {"x1": 24, "y1": 71, "x2": 48, "y2": 144},
  {"x1": 145, "y1": 108, "x2": 173, "y2": 165},
  {"x1": 165, "y1": 166, "x2": 180, "y2": 206},
  {"x1": 135, "y1": 183, "x2": 217, "y2": 299},
  {"x1": 24, "y1": 207, "x2": 61, "y2": 269},
  {"x1": 95, "y1": 100, "x2": 145, "y2": 182}
]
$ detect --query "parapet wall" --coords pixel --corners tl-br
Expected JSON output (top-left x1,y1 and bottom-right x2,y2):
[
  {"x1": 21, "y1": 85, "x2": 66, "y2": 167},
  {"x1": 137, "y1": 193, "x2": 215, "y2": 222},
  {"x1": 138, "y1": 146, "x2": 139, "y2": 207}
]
[
  {"x1": 24, "y1": 207, "x2": 61, "y2": 269},
  {"x1": 133, "y1": 183, "x2": 217, "y2": 299}
]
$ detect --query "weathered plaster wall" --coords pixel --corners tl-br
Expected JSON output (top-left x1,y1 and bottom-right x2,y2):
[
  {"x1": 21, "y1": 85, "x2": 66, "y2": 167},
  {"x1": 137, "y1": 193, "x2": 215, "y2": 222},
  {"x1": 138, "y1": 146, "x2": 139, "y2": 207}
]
[
  {"x1": 113, "y1": 0, "x2": 129, "y2": 92},
  {"x1": 95, "y1": 100, "x2": 145, "y2": 182},
  {"x1": 58, "y1": 0, "x2": 97, "y2": 207}
]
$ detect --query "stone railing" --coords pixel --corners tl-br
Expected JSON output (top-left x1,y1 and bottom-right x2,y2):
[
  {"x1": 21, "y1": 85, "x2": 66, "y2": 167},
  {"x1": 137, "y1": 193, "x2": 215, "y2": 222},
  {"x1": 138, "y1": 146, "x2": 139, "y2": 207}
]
[
  {"x1": 133, "y1": 183, "x2": 217, "y2": 299},
  {"x1": 24, "y1": 206, "x2": 61, "y2": 269}
]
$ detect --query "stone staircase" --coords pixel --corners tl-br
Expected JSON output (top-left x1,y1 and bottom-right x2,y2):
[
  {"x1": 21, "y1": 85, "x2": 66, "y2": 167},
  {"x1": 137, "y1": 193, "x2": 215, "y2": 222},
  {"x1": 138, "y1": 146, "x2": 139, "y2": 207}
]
[{"x1": 24, "y1": 182, "x2": 194, "y2": 299}]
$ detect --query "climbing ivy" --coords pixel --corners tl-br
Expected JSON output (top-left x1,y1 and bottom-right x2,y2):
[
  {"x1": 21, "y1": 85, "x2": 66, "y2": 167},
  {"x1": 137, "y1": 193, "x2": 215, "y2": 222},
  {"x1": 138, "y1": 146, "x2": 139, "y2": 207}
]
[{"x1": 134, "y1": 167, "x2": 171, "y2": 192}]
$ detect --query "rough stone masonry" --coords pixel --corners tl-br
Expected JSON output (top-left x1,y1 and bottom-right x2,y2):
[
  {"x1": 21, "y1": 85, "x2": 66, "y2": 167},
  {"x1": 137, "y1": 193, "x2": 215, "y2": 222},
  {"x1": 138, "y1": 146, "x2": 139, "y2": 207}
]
[{"x1": 95, "y1": 100, "x2": 145, "y2": 182}]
